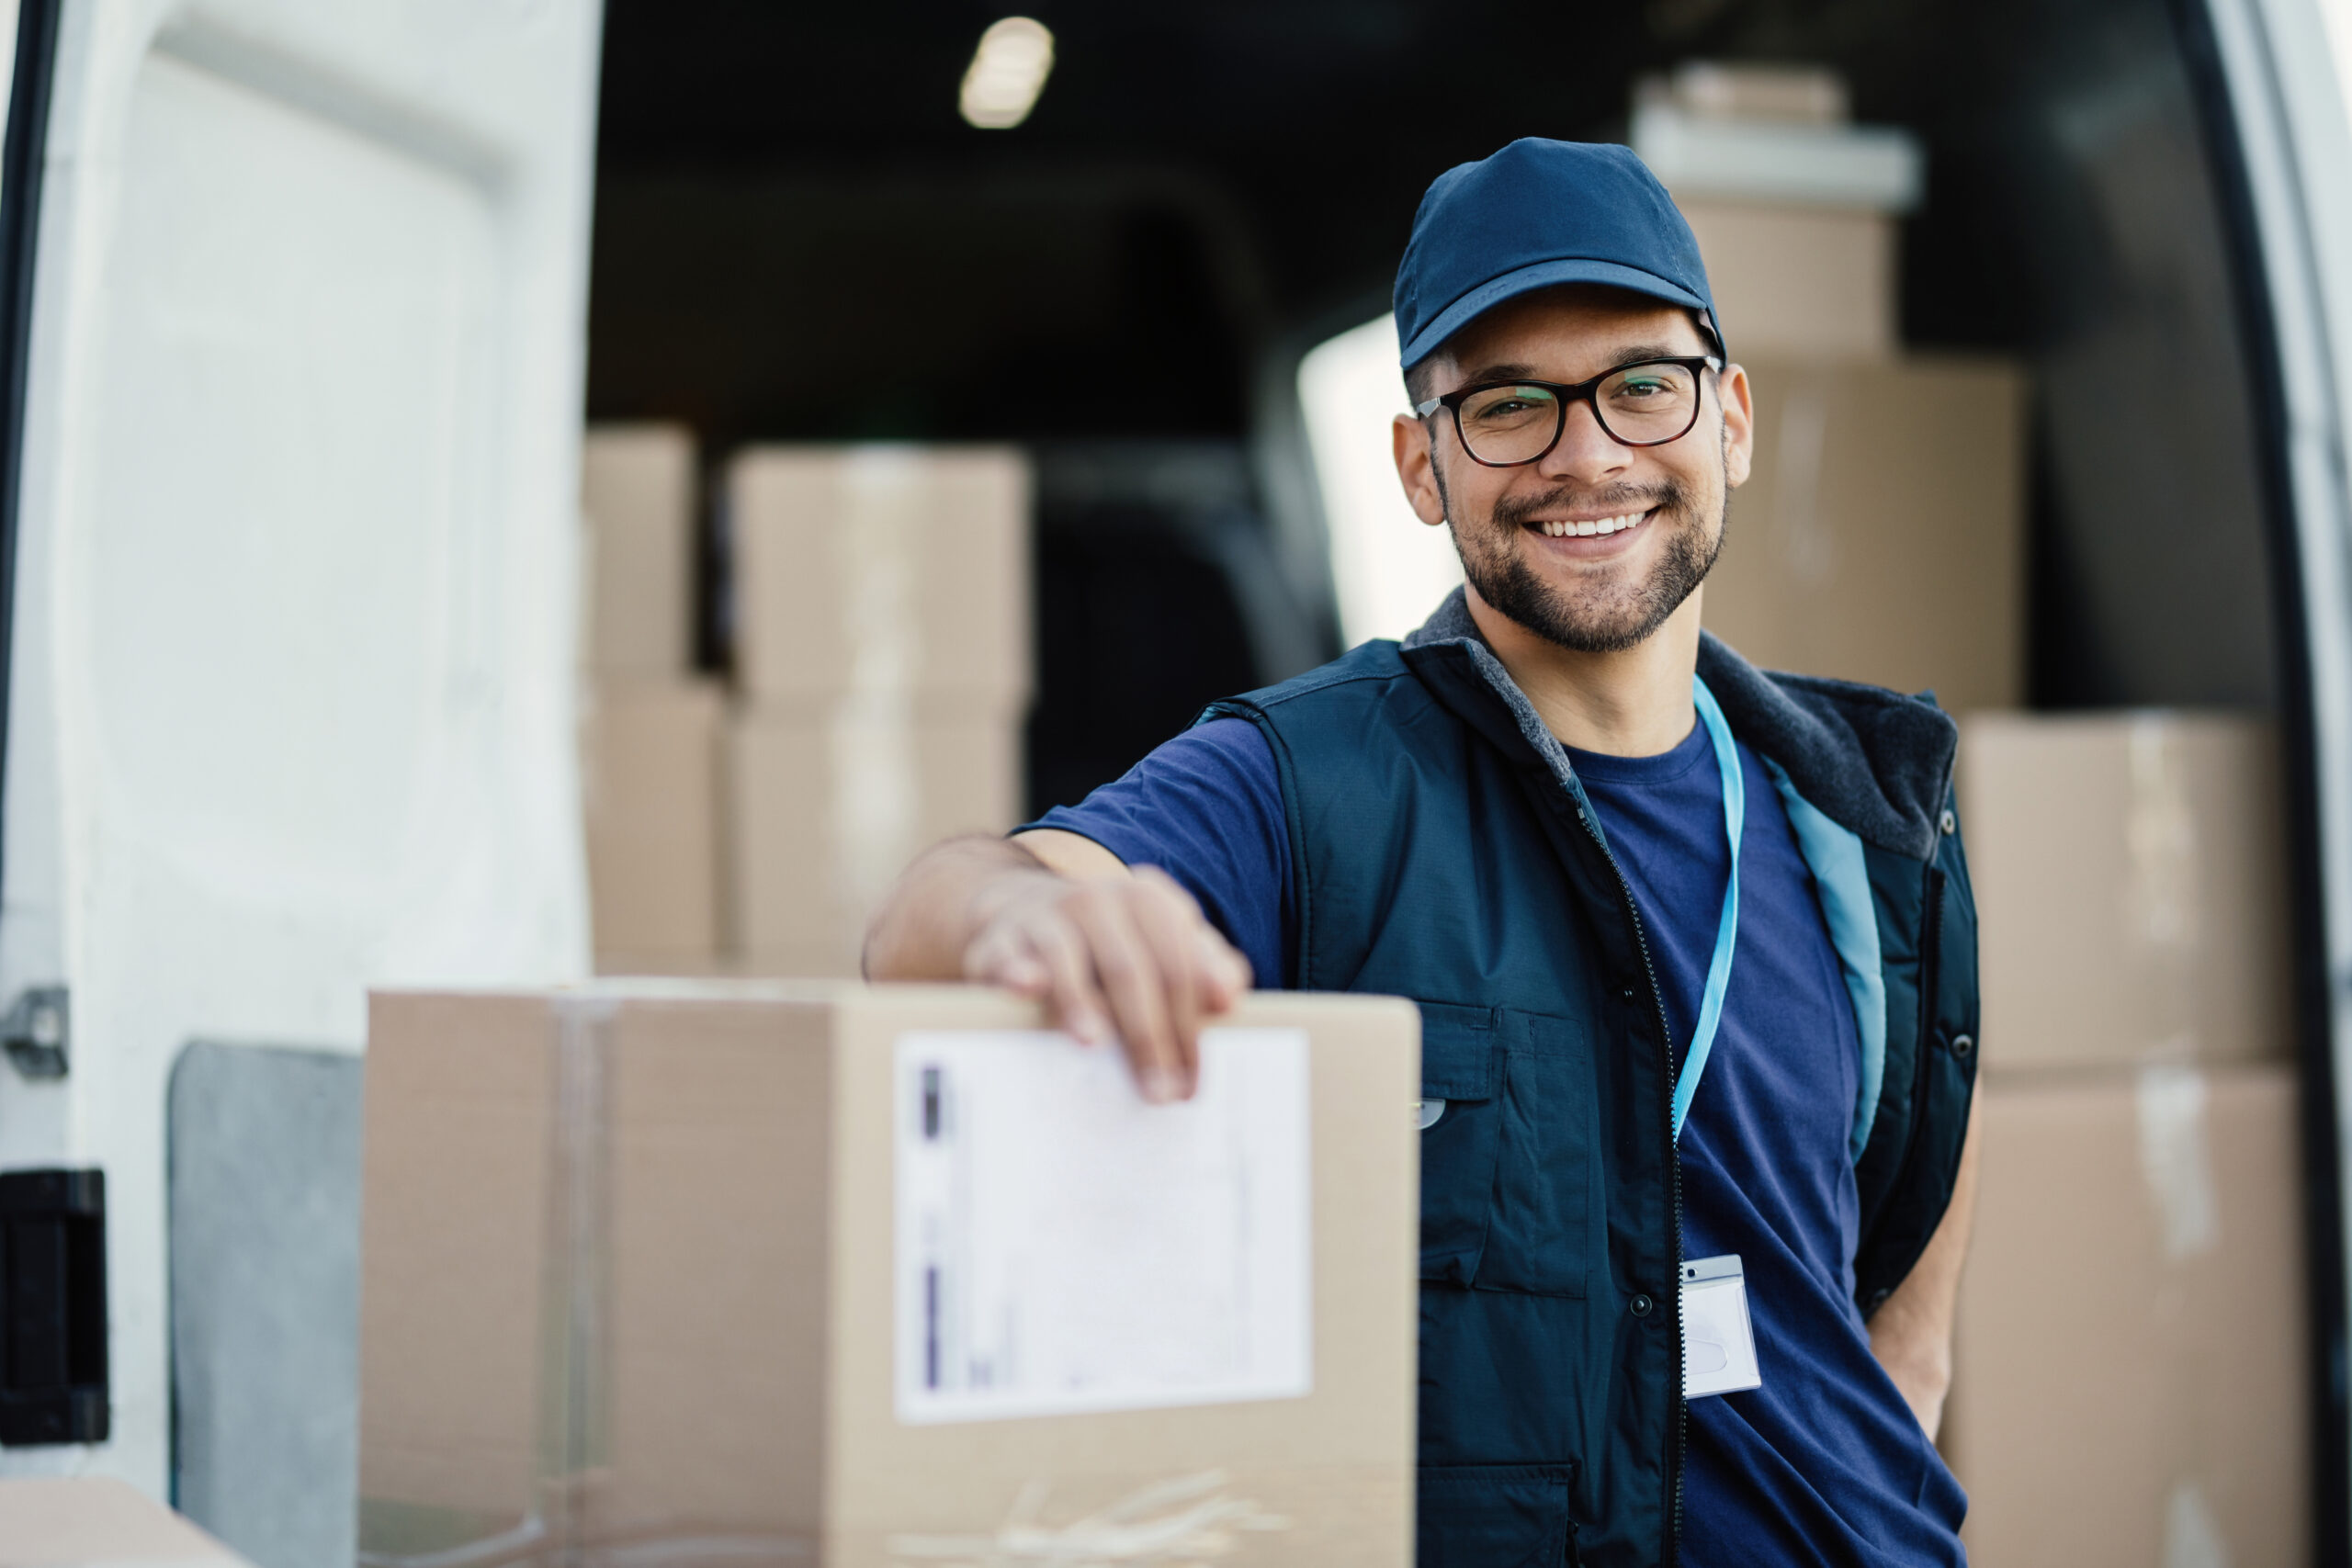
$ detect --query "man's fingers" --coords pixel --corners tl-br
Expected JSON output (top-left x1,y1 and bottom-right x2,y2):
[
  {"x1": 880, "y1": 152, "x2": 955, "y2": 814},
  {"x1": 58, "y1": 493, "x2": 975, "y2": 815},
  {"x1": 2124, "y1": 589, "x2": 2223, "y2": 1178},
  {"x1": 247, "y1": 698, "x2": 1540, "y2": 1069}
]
[
  {"x1": 962, "y1": 914, "x2": 1058, "y2": 999},
  {"x1": 1027, "y1": 918, "x2": 1112, "y2": 1045},
  {"x1": 965, "y1": 870, "x2": 1249, "y2": 1110},
  {"x1": 1130, "y1": 870, "x2": 1210, "y2": 1094},
  {"x1": 1133, "y1": 865, "x2": 1250, "y2": 1010},
  {"x1": 1197, "y1": 925, "x2": 1251, "y2": 1008},
  {"x1": 1068, "y1": 887, "x2": 1185, "y2": 1103}
]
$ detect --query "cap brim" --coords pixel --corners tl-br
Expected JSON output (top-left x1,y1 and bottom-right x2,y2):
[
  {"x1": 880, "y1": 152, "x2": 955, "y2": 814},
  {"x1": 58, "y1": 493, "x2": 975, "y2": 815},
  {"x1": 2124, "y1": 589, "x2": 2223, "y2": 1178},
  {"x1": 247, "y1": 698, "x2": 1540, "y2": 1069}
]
[{"x1": 1399, "y1": 257, "x2": 1711, "y2": 368}]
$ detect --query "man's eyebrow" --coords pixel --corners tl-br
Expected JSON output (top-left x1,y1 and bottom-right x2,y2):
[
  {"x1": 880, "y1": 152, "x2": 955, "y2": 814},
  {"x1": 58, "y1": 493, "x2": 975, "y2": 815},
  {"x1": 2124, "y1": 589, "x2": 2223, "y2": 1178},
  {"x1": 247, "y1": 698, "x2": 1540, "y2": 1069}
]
[{"x1": 1453, "y1": 344, "x2": 1695, "y2": 387}]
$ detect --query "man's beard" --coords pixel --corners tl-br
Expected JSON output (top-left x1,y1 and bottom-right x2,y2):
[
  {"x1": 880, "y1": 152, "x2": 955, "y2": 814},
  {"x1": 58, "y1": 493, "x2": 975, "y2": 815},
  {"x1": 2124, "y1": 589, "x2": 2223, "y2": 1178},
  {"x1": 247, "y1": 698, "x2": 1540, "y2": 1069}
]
[{"x1": 1437, "y1": 467, "x2": 1724, "y2": 655}]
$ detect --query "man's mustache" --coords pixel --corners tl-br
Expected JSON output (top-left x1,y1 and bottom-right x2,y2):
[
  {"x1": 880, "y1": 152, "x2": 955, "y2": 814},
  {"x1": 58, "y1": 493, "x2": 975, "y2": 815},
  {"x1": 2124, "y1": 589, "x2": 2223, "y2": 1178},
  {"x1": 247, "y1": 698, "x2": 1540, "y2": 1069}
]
[{"x1": 1491, "y1": 480, "x2": 1687, "y2": 528}]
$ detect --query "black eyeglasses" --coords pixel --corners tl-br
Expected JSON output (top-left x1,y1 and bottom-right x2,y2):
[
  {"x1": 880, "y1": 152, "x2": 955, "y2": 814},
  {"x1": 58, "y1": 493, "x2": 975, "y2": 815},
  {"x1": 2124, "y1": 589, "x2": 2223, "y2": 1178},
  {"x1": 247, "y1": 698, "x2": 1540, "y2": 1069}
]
[{"x1": 1414, "y1": 355, "x2": 1724, "y2": 467}]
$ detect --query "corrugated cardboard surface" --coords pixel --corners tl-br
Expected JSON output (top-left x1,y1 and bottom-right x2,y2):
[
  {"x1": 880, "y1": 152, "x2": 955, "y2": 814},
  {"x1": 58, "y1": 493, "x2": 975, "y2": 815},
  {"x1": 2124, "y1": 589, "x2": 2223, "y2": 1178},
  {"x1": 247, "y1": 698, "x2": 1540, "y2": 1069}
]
[
  {"x1": 0, "y1": 1478, "x2": 254, "y2": 1567},
  {"x1": 1702, "y1": 354, "x2": 2026, "y2": 714},
  {"x1": 824, "y1": 987, "x2": 1420, "y2": 1566},
  {"x1": 727, "y1": 701, "x2": 1024, "y2": 976},
  {"x1": 729, "y1": 446, "x2": 1032, "y2": 705},
  {"x1": 596, "y1": 996, "x2": 835, "y2": 1544},
  {"x1": 1961, "y1": 713, "x2": 2288, "y2": 1070},
  {"x1": 582, "y1": 678, "x2": 725, "y2": 966},
  {"x1": 357, "y1": 983, "x2": 1418, "y2": 1567},
  {"x1": 581, "y1": 423, "x2": 695, "y2": 679},
  {"x1": 357, "y1": 994, "x2": 558, "y2": 1539},
  {"x1": 1944, "y1": 1066, "x2": 2306, "y2": 1567},
  {"x1": 1679, "y1": 200, "x2": 1894, "y2": 361}
]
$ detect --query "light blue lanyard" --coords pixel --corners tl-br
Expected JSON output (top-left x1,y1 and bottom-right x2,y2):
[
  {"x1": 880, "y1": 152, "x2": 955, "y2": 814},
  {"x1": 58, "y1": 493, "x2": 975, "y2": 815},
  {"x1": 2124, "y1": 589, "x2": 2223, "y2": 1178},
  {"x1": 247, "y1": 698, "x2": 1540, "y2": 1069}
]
[{"x1": 1670, "y1": 674, "x2": 1743, "y2": 1143}]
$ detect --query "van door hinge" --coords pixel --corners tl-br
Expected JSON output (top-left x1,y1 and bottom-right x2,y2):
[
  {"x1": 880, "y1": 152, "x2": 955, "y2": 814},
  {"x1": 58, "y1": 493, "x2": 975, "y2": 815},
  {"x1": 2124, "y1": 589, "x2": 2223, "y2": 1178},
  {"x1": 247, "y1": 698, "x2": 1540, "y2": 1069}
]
[{"x1": 2, "y1": 987, "x2": 68, "y2": 1079}]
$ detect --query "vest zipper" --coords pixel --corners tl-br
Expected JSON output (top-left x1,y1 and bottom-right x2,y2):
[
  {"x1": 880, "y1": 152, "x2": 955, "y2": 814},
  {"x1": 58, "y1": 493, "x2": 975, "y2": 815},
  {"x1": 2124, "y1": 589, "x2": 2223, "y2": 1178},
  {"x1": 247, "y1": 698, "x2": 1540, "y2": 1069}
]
[{"x1": 1573, "y1": 802, "x2": 1686, "y2": 1567}]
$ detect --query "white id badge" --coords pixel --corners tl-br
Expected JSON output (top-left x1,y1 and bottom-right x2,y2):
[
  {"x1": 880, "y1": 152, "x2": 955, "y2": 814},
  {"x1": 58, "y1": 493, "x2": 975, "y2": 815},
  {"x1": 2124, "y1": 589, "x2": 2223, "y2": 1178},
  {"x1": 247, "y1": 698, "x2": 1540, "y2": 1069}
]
[{"x1": 1680, "y1": 1255, "x2": 1763, "y2": 1398}]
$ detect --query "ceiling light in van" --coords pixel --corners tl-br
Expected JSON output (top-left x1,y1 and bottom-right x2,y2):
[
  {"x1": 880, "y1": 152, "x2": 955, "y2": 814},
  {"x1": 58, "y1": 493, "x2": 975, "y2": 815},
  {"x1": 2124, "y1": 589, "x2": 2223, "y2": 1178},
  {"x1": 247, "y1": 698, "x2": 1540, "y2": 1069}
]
[{"x1": 960, "y1": 17, "x2": 1055, "y2": 129}]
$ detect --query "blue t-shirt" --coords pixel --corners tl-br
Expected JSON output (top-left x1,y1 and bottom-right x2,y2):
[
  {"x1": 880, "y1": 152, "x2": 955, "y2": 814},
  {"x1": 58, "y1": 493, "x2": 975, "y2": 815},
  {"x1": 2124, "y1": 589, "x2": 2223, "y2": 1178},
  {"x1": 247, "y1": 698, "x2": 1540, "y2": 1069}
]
[{"x1": 1028, "y1": 716, "x2": 1968, "y2": 1564}]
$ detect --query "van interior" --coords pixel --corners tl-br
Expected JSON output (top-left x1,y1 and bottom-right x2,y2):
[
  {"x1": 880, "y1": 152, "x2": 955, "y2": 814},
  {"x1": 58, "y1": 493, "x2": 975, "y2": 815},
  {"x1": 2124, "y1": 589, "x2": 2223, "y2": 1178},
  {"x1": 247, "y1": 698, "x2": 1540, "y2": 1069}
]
[{"x1": 582, "y1": 0, "x2": 2330, "y2": 1551}]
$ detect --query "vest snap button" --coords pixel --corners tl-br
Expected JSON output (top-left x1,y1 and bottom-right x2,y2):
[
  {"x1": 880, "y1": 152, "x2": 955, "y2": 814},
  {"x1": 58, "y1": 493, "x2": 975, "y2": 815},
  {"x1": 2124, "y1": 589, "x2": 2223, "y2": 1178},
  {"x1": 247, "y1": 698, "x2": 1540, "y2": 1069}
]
[
  {"x1": 1939, "y1": 808, "x2": 1958, "y2": 835},
  {"x1": 1629, "y1": 1292, "x2": 1654, "y2": 1317},
  {"x1": 1951, "y1": 1032, "x2": 1974, "y2": 1057}
]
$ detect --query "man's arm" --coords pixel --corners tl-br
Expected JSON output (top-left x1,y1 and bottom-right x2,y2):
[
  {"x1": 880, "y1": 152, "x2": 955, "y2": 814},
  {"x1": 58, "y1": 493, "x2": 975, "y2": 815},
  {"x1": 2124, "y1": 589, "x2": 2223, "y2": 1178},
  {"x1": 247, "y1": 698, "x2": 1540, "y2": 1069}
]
[
  {"x1": 863, "y1": 829, "x2": 1253, "y2": 1102},
  {"x1": 1866, "y1": 1091, "x2": 1984, "y2": 1441}
]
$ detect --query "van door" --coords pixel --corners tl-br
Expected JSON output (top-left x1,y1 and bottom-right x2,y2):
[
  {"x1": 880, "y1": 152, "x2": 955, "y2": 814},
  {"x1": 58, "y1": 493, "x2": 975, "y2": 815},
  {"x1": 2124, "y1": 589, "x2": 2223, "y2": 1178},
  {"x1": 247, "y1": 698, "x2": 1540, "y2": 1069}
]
[
  {"x1": 0, "y1": 0, "x2": 601, "y2": 1493},
  {"x1": 2199, "y1": 0, "x2": 2352, "y2": 1548}
]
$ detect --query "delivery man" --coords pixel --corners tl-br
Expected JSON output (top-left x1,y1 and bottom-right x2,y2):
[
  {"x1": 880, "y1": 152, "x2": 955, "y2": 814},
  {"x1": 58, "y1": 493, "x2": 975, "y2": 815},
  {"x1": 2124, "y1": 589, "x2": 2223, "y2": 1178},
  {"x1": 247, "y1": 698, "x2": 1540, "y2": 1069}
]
[{"x1": 866, "y1": 138, "x2": 1983, "y2": 1567}]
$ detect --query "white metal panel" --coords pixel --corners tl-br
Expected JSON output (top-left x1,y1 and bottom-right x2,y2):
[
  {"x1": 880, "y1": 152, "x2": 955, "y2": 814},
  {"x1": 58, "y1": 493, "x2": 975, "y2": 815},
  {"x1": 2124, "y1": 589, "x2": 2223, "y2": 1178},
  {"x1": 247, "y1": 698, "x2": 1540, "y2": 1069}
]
[
  {"x1": 2201, "y1": 0, "x2": 2352, "y2": 1535},
  {"x1": 0, "y1": 0, "x2": 601, "y2": 1492}
]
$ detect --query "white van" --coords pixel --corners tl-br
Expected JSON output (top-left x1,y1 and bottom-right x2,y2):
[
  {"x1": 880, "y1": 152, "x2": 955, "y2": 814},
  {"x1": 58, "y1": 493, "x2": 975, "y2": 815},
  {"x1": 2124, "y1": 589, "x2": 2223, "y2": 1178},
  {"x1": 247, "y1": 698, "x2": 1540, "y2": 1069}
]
[{"x1": 4, "y1": 0, "x2": 2352, "y2": 1563}]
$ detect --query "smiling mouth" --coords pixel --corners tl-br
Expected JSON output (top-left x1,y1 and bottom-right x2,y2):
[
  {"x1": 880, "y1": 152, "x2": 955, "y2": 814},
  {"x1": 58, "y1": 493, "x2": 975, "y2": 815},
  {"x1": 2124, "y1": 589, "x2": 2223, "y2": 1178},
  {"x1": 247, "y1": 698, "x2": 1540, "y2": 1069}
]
[{"x1": 1529, "y1": 508, "x2": 1653, "y2": 539}]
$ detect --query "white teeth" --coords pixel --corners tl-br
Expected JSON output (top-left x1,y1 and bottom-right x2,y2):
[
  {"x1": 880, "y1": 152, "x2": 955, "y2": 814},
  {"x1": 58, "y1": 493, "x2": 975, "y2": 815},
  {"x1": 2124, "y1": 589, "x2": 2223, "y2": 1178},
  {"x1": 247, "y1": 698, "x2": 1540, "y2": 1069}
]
[{"x1": 1538, "y1": 510, "x2": 1649, "y2": 538}]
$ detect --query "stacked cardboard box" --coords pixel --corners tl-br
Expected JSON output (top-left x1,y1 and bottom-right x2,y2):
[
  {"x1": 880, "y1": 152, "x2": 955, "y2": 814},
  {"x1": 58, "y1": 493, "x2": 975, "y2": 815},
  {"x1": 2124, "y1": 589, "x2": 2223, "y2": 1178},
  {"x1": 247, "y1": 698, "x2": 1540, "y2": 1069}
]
[
  {"x1": 1945, "y1": 713, "x2": 2304, "y2": 1563},
  {"x1": 1963, "y1": 714, "x2": 2290, "y2": 1072},
  {"x1": 725, "y1": 446, "x2": 1032, "y2": 976},
  {"x1": 358, "y1": 982, "x2": 1419, "y2": 1567},
  {"x1": 1634, "y1": 62, "x2": 1919, "y2": 363},
  {"x1": 1634, "y1": 62, "x2": 2029, "y2": 712},
  {"x1": 1702, "y1": 354, "x2": 2026, "y2": 714},
  {"x1": 580, "y1": 424, "x2": 725, "y2": 973}
]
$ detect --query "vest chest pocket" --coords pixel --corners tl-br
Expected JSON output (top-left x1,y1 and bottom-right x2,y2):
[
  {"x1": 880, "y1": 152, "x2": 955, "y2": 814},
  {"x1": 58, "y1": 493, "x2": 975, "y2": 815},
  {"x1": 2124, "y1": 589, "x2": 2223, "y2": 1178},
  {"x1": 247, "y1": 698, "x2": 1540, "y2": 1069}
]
[{"x1": 1417, "y1": 1006, "x2": 1596, "y2": 1299}]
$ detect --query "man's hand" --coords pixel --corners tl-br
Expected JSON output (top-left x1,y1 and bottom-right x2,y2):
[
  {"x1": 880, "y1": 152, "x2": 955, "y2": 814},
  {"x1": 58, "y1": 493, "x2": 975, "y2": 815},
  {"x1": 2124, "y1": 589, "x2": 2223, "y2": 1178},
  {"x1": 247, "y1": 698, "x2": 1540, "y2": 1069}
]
[
  {"x1": 864, "y1": 831, "x2": 1253, "y2": 1102},
  {"x1": 1867, "y1": 1091, "x2": 1984, "y2": 1440}
]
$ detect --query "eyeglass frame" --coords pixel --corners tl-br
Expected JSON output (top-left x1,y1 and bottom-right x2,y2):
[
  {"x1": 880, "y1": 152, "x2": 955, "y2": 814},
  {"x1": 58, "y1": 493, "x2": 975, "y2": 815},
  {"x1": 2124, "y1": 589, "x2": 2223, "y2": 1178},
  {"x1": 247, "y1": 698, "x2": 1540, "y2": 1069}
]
[{"x1": 1412, "y1": 355, "x2": 1726, "y2": 468}]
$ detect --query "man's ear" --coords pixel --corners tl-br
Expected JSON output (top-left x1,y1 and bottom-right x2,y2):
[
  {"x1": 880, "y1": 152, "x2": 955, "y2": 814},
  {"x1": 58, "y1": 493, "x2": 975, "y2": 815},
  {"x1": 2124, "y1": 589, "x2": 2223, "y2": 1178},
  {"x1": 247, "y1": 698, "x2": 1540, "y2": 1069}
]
[
  {"x1": 1719, "y1": 363, "x2": 1755, "y2": 490},
  {"x1": 1393, "y1": 412, "x2": 1450, "y2": 527}
]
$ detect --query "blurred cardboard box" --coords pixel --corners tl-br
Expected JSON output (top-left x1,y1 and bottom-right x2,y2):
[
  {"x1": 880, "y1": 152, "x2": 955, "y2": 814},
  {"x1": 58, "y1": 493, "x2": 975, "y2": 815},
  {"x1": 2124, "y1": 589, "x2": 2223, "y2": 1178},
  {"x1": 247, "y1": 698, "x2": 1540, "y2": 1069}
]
[
  {"x1": 1643, "y1": 62, "x2": 1849, "y2": 126},
  {"x1": 359, "y1": 982, "x2": 1420, "y2": 1568},
  {"x1": 726, "y1": 700, "x2": 1023, "y2": 976},
  {"x1": 582, "y1": 423, "x2": 696, "y2": 679},
  {"x1": 1960, "y1": 713, "x2": 2289, "y2": 1071},
  {"x1": 583, "y1": 679, "x2": 724, "y2": 969},
  {"x1": 1702, "y1": 354, "x2": 2027, "y2": 713},
  {"x1": 1679, "y1": 201, "x2": 1896, "y2": 362},
  {"x1": 1634, "y1": 62, "x2": 1920, "y2": 362},
  {"x1": 0, "y1": 1478, "x2": 258, "y2": 1566},
  {"x1": 1944, "y1": 1066, "x2": 2305, "y2": 1567},
  {"x1": 729, "y1": 446, "x2": 1031, "y2": 705}
]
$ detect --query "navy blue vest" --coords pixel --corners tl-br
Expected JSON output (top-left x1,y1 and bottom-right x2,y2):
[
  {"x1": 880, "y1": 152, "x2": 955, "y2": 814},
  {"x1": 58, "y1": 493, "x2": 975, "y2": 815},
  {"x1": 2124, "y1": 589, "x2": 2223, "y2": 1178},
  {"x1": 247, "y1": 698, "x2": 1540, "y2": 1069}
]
[{"x1": 1204, "y1": 605, "x2": 1980, "y2": 1568}]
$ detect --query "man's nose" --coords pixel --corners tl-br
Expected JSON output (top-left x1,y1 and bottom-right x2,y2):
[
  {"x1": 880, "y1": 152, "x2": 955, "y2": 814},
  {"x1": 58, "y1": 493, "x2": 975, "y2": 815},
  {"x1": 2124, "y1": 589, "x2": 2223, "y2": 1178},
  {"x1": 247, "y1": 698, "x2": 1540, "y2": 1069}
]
[{"x1": 1536, "y1": 398, "x2": 1634, "y2": 488}]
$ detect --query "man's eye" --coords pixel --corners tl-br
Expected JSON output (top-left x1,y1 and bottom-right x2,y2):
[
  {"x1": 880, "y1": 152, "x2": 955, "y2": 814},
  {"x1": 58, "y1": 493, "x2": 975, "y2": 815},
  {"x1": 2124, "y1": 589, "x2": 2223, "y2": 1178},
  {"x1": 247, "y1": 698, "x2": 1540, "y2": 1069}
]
[{"x1": 1471, "y1": 389, "x2": 1553, "y2": 419}]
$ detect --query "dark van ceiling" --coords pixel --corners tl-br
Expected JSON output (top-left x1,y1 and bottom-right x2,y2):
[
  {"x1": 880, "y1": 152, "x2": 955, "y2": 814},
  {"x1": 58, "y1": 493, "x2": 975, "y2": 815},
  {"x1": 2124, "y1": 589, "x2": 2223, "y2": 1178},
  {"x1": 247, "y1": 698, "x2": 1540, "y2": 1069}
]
[{"x1": 585, "y1": 0, "x2": 2059, "y2": 447}]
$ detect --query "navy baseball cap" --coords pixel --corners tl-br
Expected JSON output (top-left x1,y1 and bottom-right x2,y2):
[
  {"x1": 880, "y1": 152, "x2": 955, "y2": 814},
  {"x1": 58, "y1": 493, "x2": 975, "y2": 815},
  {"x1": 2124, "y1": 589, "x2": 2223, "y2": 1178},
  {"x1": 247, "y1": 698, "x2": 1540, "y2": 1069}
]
[{"x1": 1395, "y1": 138, "x2": 1720, "y2": 370}]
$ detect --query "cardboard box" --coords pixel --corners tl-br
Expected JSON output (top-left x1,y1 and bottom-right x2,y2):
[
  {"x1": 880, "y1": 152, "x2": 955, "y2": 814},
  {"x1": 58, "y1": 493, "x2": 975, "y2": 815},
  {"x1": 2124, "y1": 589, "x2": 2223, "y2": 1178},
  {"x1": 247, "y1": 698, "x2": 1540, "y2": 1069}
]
[
  {"x1": 727, "y1": 700, "x2": 1024, "y2": 976},
  {"x1": 1642, "y1": 62, "x2": 1850, "y2": 126},
  {"x1": 0, "y1": 1478, "x2": 257, "y2": 1567},
  {"x1": 1680, "y1": 201, "x2": 1896, "y2": 362},
  {"x1": 582, "y1": 424, "x2": 696, "y2": 679},
  {"x1": 729, "y1": 446, "x2": 1031, "y2": 705},
  {"x1": 1702, "y1": 354, "x2": 2027, "y2": 713},
  {"x1": 583, "y1": 679, "x2": 725, "y2": 968},
  {"x1": 359, "y1": 983, "x2": 1420, "y2": 1568},
  {"x1": 1944, "y1": 1066, "x2": 2306, "y2": 1567},
  {"x1": 1961, "y1": 713, "x2": 2289, "y2": 1071},
  {"x1": 1638, "y1": 106, "x2": 1922, "y2": 214}
]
